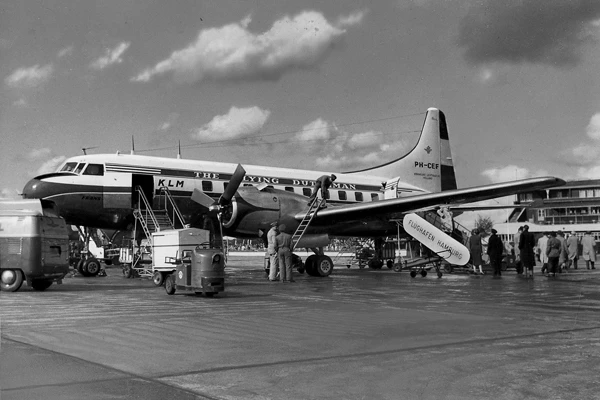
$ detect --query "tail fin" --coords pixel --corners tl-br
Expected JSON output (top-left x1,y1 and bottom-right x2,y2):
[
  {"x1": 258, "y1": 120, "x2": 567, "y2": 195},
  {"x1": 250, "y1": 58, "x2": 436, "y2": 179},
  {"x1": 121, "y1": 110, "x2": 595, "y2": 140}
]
[{"x1": 345, "y1": 108, "x2": 457, "y2": 193}]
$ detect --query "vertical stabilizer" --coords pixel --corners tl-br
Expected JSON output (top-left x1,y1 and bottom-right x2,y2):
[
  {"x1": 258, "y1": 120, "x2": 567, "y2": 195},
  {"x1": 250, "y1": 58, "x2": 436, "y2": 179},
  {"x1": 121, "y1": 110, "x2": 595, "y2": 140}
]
[{"x1": 345, "y1": 108, "x2": 457, "y2": 193}]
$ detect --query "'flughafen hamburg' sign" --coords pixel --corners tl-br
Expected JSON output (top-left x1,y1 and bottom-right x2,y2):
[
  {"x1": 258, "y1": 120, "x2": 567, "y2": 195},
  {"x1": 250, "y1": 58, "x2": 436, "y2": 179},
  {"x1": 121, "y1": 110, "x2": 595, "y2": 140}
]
[{"x1": 403, "y1": 213, "x2": 469, "y2": 266}]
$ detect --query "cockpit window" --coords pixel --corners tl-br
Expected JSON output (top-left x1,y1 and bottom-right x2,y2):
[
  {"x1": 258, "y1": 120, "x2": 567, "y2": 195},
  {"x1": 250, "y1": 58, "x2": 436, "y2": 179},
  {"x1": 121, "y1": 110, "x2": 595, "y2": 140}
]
[
  {"x1": 61, "y1": 162, "x2": 78, "y2": 172},
  {"x1": 74, "y1": 163, "x2": 86, "y2": 174},
  {"x1": 83, "y1": 164, "x2": 104, "y2": 176}
]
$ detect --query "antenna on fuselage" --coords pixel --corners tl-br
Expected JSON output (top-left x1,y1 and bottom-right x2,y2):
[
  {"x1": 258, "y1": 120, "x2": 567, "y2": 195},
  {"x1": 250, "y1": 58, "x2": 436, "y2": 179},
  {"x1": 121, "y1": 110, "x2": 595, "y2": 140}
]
[
  {"x1": 130, "y1": 136, "x2": 135, "y2": 155},
  {"x1": 82, "y1": 146, "x2": 98, "y2": 155},
  {"x1": 177, "y1": 140, "x2": 181, "y2": 159}
]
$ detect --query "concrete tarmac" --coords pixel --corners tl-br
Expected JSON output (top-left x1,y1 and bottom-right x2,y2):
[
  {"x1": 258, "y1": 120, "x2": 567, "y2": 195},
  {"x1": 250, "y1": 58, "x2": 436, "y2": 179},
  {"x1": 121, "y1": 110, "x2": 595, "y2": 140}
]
[{"x1": 2, "y1": 258, "x2": 600, "y2": 400}]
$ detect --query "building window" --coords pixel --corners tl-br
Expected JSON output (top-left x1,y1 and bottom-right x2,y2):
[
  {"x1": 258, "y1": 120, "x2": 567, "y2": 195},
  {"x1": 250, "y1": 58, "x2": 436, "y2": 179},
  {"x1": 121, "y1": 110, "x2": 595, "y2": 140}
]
[
  {"x1": 202, "y1": 181, "x2": 213, "y2": 192},
  {"x1": 303, "y1": 188, "x2": 312, "y2": 197},
  {"x1": 354, "y1": 192, "x2": 363, "y2": 202},
  {"x1": 338, "y1": 191, "x2": 347, "y2": 200}
]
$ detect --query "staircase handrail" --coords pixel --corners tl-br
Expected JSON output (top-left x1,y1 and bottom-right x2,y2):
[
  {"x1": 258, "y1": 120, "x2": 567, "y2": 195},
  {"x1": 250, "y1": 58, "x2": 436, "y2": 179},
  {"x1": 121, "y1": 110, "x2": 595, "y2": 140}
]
[
  {"x1": 134, "y1": 186, "x2": 160, "y2": 234},
  {"x1": 157, "y1": 186, "x2": 186, "y2": 228}
]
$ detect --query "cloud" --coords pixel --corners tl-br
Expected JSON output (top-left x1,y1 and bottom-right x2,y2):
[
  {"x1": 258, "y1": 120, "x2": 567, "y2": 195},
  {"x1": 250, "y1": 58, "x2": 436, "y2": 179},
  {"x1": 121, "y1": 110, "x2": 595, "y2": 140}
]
[
  {"x1": 13, "y1": 98, "x2": 27, "y2": 107},
  {"x1": 458, "y1": 0, "x2": 600, "y2": 67},
  {"x1": 27, "y1": 148, "x2": 52, "y2": 161},
  {"x1": 35, "y1": 156, "x2": 66, "y2": 176},
  {"x1": 586, "y1": 113, "x2": 600, "y2": 140},
  {"x1": 298, "y1": 118, "x2": 335, "y2": 141},
  {"x1": 5, "y1": 64, "x2": 54, "y2": 89},
  {"x1": 57, "y1": 46, "x2": 74, "y2": 58},
  {"x1": 90, "y1": 42, "x2": 131, "y2": 70},
  {"x1": 481, "y1": 165, "x2": 550, "y2": 183},
  {"x1": 0, "y1": 188, "x2": 20, "y2": 200},
  {"x1": 192, "y1": 106, "x2": 271, "y2": 141},
  {"x1": 298, "y1": 117, "x2": 409, "y2": 171},
  {"x1": 132, "y1": 10, "x2": 365, "y2": 83}
]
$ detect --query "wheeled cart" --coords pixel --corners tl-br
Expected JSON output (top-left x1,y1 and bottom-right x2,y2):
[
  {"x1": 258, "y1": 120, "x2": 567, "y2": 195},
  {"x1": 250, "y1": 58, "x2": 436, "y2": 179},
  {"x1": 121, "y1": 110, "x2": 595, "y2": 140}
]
[{"x1": 164, "y1": 246, "x2": 225, "y2": 297}]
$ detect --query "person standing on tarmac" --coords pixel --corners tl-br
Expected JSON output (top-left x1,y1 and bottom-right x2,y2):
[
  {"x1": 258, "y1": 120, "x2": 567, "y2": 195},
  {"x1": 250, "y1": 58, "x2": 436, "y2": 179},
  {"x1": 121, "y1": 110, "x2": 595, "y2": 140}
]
[
  {"x1": 276, "y1": 224, "x2": 294, "y2": 283},
  {"x1": 468, "y1": 229, "x2": 484, "y2": 275},
  {"x1": 566, "y1": 231, "x2": 579, "y2": 269},
  {"x1": 519, "y1": 225, "x2": 536, "y2": 278},
  {"x1": 487, "y1": 229, "x2": 504, "y2": 277},
  {"x1": 514, "y1": 226, "x2": 523, "y2": 273},
  {"x1": 267, "y1": 222, "x2": 279, "y2": 282},
  {"x1": 546, "y1": 231, "x2": 562, "y2": 278},
  {"x1": 581, "y1": 231, "x2": 596, "y2": 270},
  {"x1": 308, "y1": 174, "x2": 337, "y2": 206}
]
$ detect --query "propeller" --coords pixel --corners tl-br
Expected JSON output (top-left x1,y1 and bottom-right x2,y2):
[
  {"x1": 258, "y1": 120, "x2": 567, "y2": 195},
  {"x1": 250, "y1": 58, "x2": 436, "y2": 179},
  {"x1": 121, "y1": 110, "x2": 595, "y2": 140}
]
[{"x1": 191, "y1": 164, "x2": 247, "y2": 240}]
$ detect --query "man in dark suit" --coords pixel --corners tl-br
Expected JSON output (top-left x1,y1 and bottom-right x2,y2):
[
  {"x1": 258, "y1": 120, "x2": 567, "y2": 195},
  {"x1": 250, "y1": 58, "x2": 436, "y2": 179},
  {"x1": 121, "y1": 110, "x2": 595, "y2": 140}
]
[{"x1": 487, "y1": 228, "x2": 504, "y2": 277}]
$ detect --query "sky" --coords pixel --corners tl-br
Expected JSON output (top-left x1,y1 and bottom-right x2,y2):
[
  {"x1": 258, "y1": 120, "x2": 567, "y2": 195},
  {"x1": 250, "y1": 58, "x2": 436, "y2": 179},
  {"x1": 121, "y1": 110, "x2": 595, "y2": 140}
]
[{"x1": 2, "y1": 0, "x2": 600, "y2": 225}]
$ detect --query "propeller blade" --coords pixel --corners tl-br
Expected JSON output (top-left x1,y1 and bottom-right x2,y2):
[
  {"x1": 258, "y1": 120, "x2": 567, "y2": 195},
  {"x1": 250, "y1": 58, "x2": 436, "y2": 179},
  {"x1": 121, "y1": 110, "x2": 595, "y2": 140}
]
[
  {"x1": 191, "y1": 188, "x2": 216, "y2": 208},
  {"x1": 221, "y1": 164, "x2": 246, "y2": 204}
]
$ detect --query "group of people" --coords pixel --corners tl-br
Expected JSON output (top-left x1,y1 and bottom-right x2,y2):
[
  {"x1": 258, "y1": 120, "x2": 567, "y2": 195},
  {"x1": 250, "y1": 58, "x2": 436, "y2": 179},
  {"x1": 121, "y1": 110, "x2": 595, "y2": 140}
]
[
  {"x1": 466, "y1": 226, "x2": 597, "y2": 278},
  {"x1": 266, "y1": 222, "x2": 295, "y2": 283},
  {"x1": 515, "y1": 226, "x2": 595, "y2": 278}
]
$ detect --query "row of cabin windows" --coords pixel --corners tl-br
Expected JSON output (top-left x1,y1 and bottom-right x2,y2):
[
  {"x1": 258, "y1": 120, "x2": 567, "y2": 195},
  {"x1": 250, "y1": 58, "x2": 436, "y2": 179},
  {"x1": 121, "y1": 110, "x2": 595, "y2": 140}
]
[
  {"x1": 60, "y1": 162, "x2": 104, "y2": 176},
  {"x1": 209, "y1": 181, "x2": 379, "y2": 201}
]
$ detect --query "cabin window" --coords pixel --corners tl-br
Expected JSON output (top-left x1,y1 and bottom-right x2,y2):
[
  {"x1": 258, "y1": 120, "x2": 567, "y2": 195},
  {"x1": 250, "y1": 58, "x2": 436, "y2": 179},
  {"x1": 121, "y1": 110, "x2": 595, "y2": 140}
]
[
  {"x1": 338, "y1": 191, "x2": 347, "y2": 201},
  {"x1": 371, "y1": 193, "x2": 379, "y2": 201},
  {"x1": 285, "y1": 187, "x2": 294, "y2": 192},
  {"x1": 61, "y1": 162, "x2": 77, "y2": 172},
  {"x1": 74, "y1": 163, "x2": 86, "y2": 174},
  {"x1": 354, "y1": 192, "x2": 363, "y2": 202},
  {"x1": 303, "y1": 188, "x2": 312, "y2": 197},
  {"x1": 202, "y1": 181, "x2": 213, "y2": 192},
  {"x1": 83, "y1": 164, "x2": 104, "y2": 176}
]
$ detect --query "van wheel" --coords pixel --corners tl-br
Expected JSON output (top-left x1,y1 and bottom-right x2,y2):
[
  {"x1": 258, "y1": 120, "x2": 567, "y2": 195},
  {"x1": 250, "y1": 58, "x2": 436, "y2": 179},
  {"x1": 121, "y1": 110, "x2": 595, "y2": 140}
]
[
  {"x1": 0, "y1": 269, "x2": 24, "y2": 292},
  {"x1": 84, "y1": 258, "x2": 101, "y2": 277},
  {"x1": 152, "y1": 271, "x2": 165, "y2": 286},
  {"x1": 31, "y1": 279, "x2": 53, "y2": 291}
]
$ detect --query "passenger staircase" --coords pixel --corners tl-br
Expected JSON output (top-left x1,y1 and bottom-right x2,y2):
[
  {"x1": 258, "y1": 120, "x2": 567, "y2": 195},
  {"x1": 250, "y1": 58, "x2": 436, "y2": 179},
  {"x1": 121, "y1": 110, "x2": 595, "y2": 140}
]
[
  {"x1": 291, "y1": 197, "x2": 325, "y2": 251},
  {"x1": 128, "y1": 186, "x2": 187, "y2": 277}
]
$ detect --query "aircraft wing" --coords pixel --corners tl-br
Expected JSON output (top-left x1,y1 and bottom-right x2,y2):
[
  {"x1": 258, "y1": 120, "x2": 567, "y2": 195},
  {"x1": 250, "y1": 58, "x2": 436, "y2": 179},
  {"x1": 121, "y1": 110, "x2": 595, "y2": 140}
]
[{"x1": 295, "y1": 176, "x2": 564, "y2": 222}]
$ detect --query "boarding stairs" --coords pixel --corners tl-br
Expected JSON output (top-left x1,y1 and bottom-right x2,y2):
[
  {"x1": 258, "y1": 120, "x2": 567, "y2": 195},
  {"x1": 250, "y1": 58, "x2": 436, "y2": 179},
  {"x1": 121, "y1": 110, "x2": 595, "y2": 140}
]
[
  {"x1": 291, "y1": 197, "x2": 325, "y2": 251},
  {"x1": 129, "y1": 186, "x2": 187, "y2": 277}
]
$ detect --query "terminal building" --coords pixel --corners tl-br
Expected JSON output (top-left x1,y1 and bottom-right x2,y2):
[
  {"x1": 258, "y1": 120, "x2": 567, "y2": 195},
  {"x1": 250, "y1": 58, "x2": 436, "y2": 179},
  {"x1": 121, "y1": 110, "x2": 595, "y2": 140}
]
[{"x1": 494, "y1": 179, "x2": 600, "y2": 244}]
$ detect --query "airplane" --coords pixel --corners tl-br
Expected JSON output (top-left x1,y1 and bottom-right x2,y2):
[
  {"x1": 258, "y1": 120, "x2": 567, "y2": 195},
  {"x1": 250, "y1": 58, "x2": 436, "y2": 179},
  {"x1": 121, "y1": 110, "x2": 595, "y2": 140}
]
[{"x1": 22, "y1": 108, "x2": 565, "y2": 277}]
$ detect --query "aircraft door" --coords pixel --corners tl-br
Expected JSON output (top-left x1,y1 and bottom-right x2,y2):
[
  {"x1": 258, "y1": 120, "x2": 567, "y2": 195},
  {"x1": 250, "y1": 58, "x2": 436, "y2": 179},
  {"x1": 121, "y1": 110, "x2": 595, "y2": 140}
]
[{"x1": 132, "y1": 174, "x2": 154, "y2": 208}]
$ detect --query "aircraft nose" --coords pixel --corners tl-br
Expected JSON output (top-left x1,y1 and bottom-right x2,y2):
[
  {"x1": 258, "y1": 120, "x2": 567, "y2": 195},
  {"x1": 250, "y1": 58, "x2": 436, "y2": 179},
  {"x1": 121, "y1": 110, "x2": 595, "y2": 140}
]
[{"x1": 22, "y1": 178, "x2": 47, "y2": 199}]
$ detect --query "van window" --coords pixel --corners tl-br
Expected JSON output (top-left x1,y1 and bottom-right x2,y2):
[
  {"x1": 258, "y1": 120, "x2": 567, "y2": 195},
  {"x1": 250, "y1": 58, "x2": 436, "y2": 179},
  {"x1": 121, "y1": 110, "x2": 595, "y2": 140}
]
[
  {"x1": 61, "y1": 162, "x2": 78, "y2": 172},
  {"x1": 83, "y1": 164, "x2": 104, "y2": 176},
  {"x1": 74, "y1": 163, "x2": 86, "y2": 174}
]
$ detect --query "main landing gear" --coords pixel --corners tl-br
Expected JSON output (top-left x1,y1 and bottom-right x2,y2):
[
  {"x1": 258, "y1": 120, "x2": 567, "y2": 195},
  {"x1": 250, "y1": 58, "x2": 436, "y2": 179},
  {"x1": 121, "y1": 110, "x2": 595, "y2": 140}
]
[{"x1": 303, "y1": 254, "x2": 334, "y2": 277}]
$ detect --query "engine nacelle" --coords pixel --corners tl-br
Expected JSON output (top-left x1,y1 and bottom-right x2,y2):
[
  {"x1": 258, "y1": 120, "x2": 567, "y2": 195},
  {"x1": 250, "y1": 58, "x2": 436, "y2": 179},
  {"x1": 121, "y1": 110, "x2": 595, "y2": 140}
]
[{"x1": 295, "y1": 234, "x2": 331, "y2": 249}]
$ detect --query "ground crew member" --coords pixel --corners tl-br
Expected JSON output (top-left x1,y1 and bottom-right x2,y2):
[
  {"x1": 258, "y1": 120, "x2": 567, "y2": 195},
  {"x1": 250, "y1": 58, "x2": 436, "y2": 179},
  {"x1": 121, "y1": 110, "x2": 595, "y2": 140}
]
[
  {"x1": 267, "y1": 221, "x2": 279, "y2": 281},
  {"x1": 308, "y1": 174, "x2": 337, "y2": 205},
  {"x1": 276, "y1": 224, "x2": 294, "y2": 282},
  {"x1": 487, "y1": 229, "x2": 504, "y2": 277}
]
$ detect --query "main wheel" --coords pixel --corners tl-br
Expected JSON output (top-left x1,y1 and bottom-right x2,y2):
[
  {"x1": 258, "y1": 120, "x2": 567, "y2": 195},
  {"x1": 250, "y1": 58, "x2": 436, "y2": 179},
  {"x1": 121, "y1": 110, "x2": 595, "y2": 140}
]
[
  {"x1": 315, "y1": 255, "x2": 334, "y2": 277},
  {"x1": 164, "y1": 275, "x2": 176, "y2": 295},
  {"x1": 84, "y1": 258, "x2": 101, "y2": 277},
  {"x1": 152, "y1": 271, "x2": 165, "y2": 286},
  {"x1": 305, "y1": 255, "x2": 318, "y2": 276},
  {"x1": 31, "y1": 279, "x2": 53, "y2": 291},
  {"x1": 76, "y1": 259, "x2": 86, "y2": 275},
  {"x1": 1, "y1": 269, "x2": 24, "y2": 292}
]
